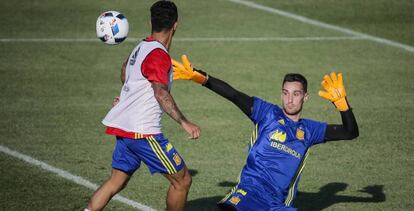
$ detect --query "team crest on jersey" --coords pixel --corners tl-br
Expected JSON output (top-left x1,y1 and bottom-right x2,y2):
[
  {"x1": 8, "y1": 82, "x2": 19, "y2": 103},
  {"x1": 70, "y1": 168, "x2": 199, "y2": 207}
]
[
  {"x1": 296, "y1": 128, "x2": 305, "y2": 140},
  {"x1": 173, "y1": 153, "x2": 182, "y2": 166},
  {"x1": 229, "y1": 196, "x2": 241, "y2": 205},
  {"x1": 270, "y1": 130, "x2": 286, "y2": 143},
  {"x1": 277, "y1": 119, "x2": 285, "y2": 125}
]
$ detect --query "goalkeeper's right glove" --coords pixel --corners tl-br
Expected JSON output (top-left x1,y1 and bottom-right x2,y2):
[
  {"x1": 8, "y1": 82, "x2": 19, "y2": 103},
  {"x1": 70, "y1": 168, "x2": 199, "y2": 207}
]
[{"x1": 172, "y1": 55, "x2": 208, "y2": 85}]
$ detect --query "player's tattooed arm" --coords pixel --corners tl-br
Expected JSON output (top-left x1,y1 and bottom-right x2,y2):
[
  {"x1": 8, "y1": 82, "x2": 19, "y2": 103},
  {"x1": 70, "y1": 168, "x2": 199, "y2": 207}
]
[
  {"x1": 152, "y1": 82, "x2": 201, "y2": 139},
  {"x1": 112, "y1": 58, "x2": 128, "y2": 107},
  {"x1": 121, "y1": 58, "x2": 128, "y2": 84},
  {"x1": 152, "y1": 82, "x2": 188, "y2": 124}
]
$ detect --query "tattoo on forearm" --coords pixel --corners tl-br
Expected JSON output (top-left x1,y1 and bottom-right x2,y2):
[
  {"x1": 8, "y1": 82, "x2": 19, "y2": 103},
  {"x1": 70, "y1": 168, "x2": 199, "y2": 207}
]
[
  {"x1": 121, "y1": 60, "x2": 127, "y2": 84},
  {"x1": 152, "y1": 83, "x2": 187, "y2": 124}
]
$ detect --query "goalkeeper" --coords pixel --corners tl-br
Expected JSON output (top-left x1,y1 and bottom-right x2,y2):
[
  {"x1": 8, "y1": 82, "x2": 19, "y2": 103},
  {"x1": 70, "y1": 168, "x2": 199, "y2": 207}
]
[{"x1": 173, "y1": 56, "x2": 359, "y2": 211}]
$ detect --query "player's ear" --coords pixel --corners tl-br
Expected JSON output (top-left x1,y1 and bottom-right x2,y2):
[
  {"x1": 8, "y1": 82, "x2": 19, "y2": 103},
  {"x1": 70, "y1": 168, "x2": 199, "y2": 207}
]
[
  {"x1": 173, "y1": 22, "x2": 178, "y2": 31},
  {"x1": 303, "y1": 93, "x2": 310, "y2": 103}
]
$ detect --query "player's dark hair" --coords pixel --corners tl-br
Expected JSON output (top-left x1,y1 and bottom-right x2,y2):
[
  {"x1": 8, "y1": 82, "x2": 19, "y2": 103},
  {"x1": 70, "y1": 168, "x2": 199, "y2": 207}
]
[
  {"x1": 150, "y1": 0, "x2": 178, "y2": 33},
  {"x1": 283, "y1": 73, "x2": 308, "y2": 93}
]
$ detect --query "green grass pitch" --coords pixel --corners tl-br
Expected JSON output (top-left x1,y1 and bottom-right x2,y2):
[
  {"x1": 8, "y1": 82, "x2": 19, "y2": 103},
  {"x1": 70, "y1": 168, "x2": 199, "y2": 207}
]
[{"x1": 1, "y1": 0, "x2": 413, "y2": 210}]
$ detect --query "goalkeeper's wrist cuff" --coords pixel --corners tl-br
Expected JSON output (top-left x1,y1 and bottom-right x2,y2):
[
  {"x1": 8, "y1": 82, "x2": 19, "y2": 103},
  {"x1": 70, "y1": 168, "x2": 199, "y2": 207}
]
[
  {"x1": 194, "y1": 69, "x2": 208, "y2": 85},
  {"x1": 334, "y1": 97, "x2": 349, "y2": 111}
]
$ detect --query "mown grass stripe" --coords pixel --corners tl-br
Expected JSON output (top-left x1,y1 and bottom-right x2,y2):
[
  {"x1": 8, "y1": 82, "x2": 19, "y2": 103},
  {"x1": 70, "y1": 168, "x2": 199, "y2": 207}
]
[
  {"x1": 0, "y1": 145, "x2": 155, "y2": 211},
  {"x1": 225, "y1": 0, "x2": 414, "y2": 53}
]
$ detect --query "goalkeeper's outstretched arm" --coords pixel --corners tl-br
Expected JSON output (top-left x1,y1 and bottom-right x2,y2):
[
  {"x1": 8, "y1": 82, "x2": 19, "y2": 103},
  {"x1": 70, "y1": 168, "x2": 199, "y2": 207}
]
[
  {"x1": 172, "y1": 55, "x2": 253, "y2": 117},
  {"x1": 203, "y1": 75, "x2": 253, "y2": 117},
  {"x1": 319, "y1": 72, "x2": 359, "y2": 141},
  {"x1": 325, "y1": 109, "x2": 359, "y2": 141}
]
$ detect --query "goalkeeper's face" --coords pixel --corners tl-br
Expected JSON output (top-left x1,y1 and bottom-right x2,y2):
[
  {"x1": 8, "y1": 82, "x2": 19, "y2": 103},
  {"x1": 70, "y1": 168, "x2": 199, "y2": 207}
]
[{"x1": 281, "y1": 81, "x2": 309, "y2": 116}]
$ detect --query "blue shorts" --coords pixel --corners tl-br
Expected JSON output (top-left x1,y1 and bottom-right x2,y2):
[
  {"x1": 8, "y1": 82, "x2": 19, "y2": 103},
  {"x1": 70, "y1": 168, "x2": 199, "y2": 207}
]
[
  {"x1": 219, "y1": 185, "x2": 296, "y2": 211},
  {"x1": 111, "y1": 134, "x2": 185, "y2": 175}
]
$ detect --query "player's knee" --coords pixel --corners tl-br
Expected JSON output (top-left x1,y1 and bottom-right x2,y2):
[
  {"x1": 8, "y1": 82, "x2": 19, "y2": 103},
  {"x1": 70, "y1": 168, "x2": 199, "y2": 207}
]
[
  {"x1": 107, "y1": 175, "x2": 130, "y2": 192},
  {"x1": 182, "y1": 172, "x2": 192, "y2": 189},
  {"x1": 172, "y1": 171, "x2": 192, "y2": 191}
]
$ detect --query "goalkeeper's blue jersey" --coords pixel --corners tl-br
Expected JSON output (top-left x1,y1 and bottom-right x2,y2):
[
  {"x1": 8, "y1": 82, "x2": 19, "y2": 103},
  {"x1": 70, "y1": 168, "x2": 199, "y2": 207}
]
[{"x1": 222, "y1": 97, "x2": 327, "y2": 210}]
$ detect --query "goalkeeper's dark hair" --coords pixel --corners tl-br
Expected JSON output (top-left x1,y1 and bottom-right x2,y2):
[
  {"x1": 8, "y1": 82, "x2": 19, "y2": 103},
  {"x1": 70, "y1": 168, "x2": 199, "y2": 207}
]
[
  {"x1": 283, "y1": 73, "x2": 308, "y2": 93},
  {"x1": 150, "y1": 0, "x2": 178, "y2": 33}
]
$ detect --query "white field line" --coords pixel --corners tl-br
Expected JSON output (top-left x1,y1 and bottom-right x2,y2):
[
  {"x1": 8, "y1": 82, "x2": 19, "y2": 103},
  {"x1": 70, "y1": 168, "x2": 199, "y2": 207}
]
[
  {"x1": 176, "y1": 36, "x2": 364, "y2": 42},
  {"x1": 0, "y1": 145, "x2": 156, "y2": 211},
  {"x1": 0, "y1": 36, "x2": 364, "y2": 43},
  {"x1": 225, "y1": 0, "x2": 414, "y2": 53}
]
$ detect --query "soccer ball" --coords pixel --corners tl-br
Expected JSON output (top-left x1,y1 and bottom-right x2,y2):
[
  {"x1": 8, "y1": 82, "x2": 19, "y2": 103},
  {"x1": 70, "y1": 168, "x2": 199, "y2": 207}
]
[{"x1": 96, "y1": 11, "x2": 129, "y2": 45}]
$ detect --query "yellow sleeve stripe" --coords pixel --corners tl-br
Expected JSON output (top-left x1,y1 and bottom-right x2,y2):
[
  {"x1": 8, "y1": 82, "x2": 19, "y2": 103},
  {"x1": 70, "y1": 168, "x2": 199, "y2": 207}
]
[
  {"x1": 250, "y1": 124, "x2": 259, "y2": 147},
  {"x1": 146, "y1": 136, "x2": 177, "y2": 174}
]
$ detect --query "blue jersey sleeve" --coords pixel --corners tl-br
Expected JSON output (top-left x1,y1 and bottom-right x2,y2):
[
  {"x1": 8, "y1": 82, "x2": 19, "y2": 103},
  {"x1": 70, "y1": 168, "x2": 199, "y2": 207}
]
[
  {"x1": 250, "y1": 97, "x2": 279, "y2": 124},
  {"x1": 307, "y1": 120, "x2": 328, "y2": 146}
]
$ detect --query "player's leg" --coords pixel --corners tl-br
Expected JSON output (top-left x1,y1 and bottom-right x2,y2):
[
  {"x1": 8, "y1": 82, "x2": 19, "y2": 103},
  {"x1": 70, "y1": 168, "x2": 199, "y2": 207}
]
[
  {"x1": 138, "y1": 135, "x2": 189, "y2": 211},
  {"x1": 164, "y1": 166, "x2": 192, "y2": 211},
  {"x1": 87, "y1": 137, "x2": 141, "y2": 211},
  {"x1": 87, "y1": 168, "x2": 131, "y2": 211}
]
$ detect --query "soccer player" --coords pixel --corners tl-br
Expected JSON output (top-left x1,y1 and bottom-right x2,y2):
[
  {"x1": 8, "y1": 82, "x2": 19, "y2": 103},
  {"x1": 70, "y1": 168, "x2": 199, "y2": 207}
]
[
  {"x1": 172, "y1": 55, "x2": 359, "y2": 211},
  {"x1": 86, "y1": 2, "x2": 200, "y2": 211}
]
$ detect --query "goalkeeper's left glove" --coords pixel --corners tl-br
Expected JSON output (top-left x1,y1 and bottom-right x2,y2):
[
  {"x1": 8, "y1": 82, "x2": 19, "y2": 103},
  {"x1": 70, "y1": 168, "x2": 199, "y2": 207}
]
[
  {"x1": 172, "y1": 55, "x2": 208, "y2": 85},
  {"x1": 318, "y1": 72, "x2": 349, "y2": 111}
]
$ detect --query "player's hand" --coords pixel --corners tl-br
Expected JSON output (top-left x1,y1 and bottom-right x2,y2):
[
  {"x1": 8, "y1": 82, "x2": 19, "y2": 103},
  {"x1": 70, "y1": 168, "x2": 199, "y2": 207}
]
[
  {"x1": 172, "y1": 55, "x2": 208, "y2": 84},
  {"x1": 112, "y1": 96, "x2": 120, "y2": 107},
  {"x1": 318, "y1": 72, "x2": 349, "y2": 111},
  {"x1": 181, "y1": 120, "x2": 201, "y2": 139}
]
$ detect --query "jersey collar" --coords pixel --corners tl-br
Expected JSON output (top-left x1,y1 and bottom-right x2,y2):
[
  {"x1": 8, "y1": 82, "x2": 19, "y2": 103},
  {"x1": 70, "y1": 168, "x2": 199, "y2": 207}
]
[
  {"x1": 282, "y1": 114, "x2": 304, "y2": 128},
  {"x1": 144, "y1": 36, "x2": 156, "y2": 41}
]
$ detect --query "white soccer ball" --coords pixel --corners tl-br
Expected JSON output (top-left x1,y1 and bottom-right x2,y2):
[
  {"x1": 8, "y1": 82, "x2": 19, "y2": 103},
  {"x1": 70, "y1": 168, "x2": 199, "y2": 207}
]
[{"x1": 96, "y1": 11, "x2": 129, "y2": 45}]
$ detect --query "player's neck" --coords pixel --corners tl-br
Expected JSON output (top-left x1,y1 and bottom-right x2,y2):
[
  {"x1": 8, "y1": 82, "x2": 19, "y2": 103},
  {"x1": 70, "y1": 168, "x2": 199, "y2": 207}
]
[
  {"x1": 283, "y1": 111, "x2": 301, "y2": 122},
  {"x1": 152, "y1": 31, "x2": 173, "y2": 50}
]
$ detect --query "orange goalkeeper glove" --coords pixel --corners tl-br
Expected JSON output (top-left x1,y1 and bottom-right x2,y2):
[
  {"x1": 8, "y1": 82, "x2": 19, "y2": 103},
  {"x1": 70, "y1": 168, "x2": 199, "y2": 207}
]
[
  {"x1": 172, "y1": 55, "x2": 208, "y2": 85},
  {"x1": 318, "y1": 72, "x2": 349, "y2": 111}
]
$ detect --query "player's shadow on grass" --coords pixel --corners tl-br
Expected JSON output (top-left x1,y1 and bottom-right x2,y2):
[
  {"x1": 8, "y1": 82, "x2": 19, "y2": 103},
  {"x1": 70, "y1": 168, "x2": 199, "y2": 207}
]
[
  {"x1": 188, "y1": 169, "x2": 198, "y2": 177},
  {"x1": 185, "y1": 182, "x2": 385, "y2": 211},
  {"x1": 293, "y1": 182, "x2": 385, "y2": 211},
  {"x1": 186, "y1": 196, "x2": 223, "y2": 211}
]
